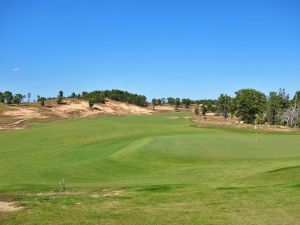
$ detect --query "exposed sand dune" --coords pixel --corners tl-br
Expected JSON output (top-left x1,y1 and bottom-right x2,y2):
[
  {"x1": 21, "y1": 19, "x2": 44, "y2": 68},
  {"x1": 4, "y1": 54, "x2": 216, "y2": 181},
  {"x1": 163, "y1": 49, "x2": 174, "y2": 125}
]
[
  {"x1": 49, "y1": 100, "x2": 99, "y2": 118},
  {"x1": 0, "y1": 99, "x2": 154, "y2": 129},
  {"x1": 96, "y1": 100, "x2": 153, "y2": 115},
  {"x1": 47, "y1": 99, "x2": 153, "y2": 117},
  {"x1": 2, "y1": 107, "x2": 49, "y2": 119}
]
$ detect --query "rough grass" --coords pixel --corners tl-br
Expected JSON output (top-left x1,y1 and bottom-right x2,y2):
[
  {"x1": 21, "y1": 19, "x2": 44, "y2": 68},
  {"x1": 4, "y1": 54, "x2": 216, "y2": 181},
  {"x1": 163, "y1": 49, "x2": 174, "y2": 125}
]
[{"x1": 0, "y1": 112, "x2": 299, "y2": 224}]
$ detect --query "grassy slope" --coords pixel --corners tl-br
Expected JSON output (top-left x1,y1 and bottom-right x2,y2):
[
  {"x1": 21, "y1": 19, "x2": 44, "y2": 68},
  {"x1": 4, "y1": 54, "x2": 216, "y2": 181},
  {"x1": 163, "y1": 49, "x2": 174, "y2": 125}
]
[{"x1": 0, "y1": 112, "x2": 299, "y2": 225}]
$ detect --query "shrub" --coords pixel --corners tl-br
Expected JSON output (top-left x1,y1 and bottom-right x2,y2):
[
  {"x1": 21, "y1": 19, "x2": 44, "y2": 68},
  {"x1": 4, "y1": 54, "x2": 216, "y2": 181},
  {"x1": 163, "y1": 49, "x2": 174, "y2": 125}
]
[
  {"x1": 194, "y1": 106, "x2": 200, "y2": 116},
  {"x1": 201, "y1": 104, "x2": 207, "y2": 116},
  {"x1": 89, "y1": 99, "x2": 94, "y2": 108},
  {"x1": 40, "y1": 97, "x2": 46, "y2": 106},
  {"x1": 57, "y1": 96, "x2": 63, "y2": 104}
]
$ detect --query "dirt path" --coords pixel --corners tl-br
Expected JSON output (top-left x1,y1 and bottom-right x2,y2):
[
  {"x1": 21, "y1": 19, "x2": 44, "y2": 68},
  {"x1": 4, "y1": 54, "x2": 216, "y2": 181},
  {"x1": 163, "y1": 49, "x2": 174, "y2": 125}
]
[{"x1": 0, "y1": 119, "x2": 27, "y2": 130}]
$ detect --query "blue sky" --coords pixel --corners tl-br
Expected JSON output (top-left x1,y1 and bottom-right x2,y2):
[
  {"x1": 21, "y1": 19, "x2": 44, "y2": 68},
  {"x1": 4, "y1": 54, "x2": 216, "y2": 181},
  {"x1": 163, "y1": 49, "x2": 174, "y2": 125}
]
[{"x1": 1, "y1": 0, "x2": 299, "y2": 100}]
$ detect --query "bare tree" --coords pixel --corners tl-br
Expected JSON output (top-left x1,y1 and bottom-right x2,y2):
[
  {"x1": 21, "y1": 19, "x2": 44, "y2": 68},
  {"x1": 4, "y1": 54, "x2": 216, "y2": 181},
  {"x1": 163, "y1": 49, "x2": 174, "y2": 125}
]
[{"x1": 281, "y1": 95, "x2": 300, "y2": 127}]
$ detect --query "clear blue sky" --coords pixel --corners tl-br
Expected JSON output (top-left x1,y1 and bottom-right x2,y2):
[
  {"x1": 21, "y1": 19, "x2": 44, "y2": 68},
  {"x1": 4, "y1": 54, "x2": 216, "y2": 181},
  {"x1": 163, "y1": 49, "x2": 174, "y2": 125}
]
[{"x1": 1, "y1": 0, "x2": 299, "y2": 100}]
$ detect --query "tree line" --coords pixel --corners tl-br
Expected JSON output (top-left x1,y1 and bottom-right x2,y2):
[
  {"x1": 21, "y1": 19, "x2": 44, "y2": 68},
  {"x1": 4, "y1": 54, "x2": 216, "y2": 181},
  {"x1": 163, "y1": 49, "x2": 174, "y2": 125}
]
[
  {"x1": 151, "y1": 97, "x2": 217, "y2": 111},
  {"x1": 214, "y1": 88, "x2": 300, "y2": 126},
  {"x1": 81, "y1": 89, "x2": 147, "y2": 107},
  {"x1": 38, "y1": 89, "x2": 147, "y2": 108},
  {"x1": 2, "y1": 88, "x2": 299, "y2": 127},
  {"x1": 152, "y1": 88, "x2": 300, "y2": 127},
  {"x1": 0, "y1": 91, "x2": 31, "y2": 104},
  {"x1": 0, "y1": 89, "x2": 147, "y2": 108}
]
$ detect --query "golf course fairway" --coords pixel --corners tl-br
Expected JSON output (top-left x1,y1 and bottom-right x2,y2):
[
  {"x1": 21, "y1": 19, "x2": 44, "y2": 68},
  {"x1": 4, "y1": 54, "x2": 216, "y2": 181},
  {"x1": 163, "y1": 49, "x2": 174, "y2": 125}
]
[{"x1": 0, "y1": 113, "x2": 299, "y2": 224}]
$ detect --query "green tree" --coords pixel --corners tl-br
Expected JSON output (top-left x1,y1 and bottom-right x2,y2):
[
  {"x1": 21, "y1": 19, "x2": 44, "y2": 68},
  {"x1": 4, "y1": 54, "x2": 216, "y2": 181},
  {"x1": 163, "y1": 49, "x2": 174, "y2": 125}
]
[
  {"x1": 3, "y1": 91, "x2": 13, "y2": 104},
  {"x1": 82, "y1": 91, "x2": 89, "y2": 99},
  {"x1": 88, "y1": 92, "x2": 105, "y2": 107},
  {"x1": 182, "y1": 98, "x2": 192, "y2": 108},
  {"x1": 266, "y1": 92, "x2": 281, "y2": 125},
  {"x1": 175, "y1": 98, "x2": 181, "y2": 111},
  {"x1": 13, "y1": 94, "x2": 23, "y2": 104},
  {"x1": 89, "y1": 98, "x2": 94, "y2": 108},
  {"x1": 292, "y1": 91, "x2": 300, "y2": 106},
  {"x1": 40, "y1": 97, "x2": 46, "y2": 106},
  {"x1": 0, "y1": 92, "x2": 4, "y2": 103},
  {"x1": 194, "y1": 100, "x2": 201, "y2": 105},
  {"x1": 201, "y1": 104, "x2": 207, "y2": 116},
  {"x1": 98, "y1": 89, "x2": 146, "y2": 107},
  {"x1": 57, "y1": 91, "x2": 64, "y2": 104},
  {"x1": 167, "y1": 97, "x2": 175, "y2": 105},
  {"x1": 207, "y1": 102, "x2": 217, "y2": 112},
  {"x1": 233, "y1": 89, "x2": 267, "y2": 124},
  {"x1": 217, "y1": 94, "x2": 231, "y2": 118},
  {"x1": 278, "y1": 88, "x2": 290, "y2": 110},
  {"x1": 229, "y1": 97, "x2": 237, "y2": 118},
  {"x1": 27, "y1": 92, "x2": 31, "y2": 103},
  {"x1": 135, "y1": 95, "x2": 147, "y2": 107},
  {"x1": 152, "y1": 98, "x2": 157, "y2": 110},
  {"x1": 95, "y1": 94, "x2": 105, "y2": 104}
]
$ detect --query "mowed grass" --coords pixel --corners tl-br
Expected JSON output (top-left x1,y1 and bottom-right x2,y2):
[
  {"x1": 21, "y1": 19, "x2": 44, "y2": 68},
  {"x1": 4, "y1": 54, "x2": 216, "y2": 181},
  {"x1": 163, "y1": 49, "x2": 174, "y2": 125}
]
[{"x1": 0, "y1": 112, "x2": 300, "y2": 225}]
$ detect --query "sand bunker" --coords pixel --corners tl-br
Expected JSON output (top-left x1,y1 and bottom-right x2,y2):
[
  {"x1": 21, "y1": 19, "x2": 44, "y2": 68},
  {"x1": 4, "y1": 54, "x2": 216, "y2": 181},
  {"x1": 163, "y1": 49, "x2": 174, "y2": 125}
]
[{"x1": 0, "y1": 202, "x2": 23, "y2": 212}]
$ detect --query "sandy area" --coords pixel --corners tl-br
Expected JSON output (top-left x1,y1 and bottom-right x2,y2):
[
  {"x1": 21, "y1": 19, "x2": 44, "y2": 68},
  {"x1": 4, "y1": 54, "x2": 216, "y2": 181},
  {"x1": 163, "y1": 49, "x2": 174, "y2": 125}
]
[
  {"x1": 97, "y1": 100, "x2": 153, "y2": 115},
  {"x1": 192, "y1": 114, "x2": 298, "y2": 132},
  {"x1": 0, "y1": 99, "x2": 154, "y2": 129},
  {"x1": 2, "y1": 107, "x2": 49, "y2": 119},
  {"x1": 152, "y1": 105, "x2": 175, "y2": 111},
  {"x1": 0, "y1": 202, "x2": 23, "y2": 212},
  {"x1": 50, "y1": 99, "x2": 153, "y2": 117}
]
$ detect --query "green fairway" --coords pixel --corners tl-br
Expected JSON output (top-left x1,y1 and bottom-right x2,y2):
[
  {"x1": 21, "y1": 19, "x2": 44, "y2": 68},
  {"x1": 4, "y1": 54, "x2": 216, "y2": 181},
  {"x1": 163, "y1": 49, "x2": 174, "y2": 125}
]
[{"x1": 1, "y1": 113, "x2": 300, "y2": 224}]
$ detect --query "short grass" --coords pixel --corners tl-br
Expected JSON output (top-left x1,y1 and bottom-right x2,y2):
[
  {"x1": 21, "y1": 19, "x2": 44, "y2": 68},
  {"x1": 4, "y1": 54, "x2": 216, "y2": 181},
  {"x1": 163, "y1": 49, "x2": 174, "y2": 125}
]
[{"x1": 0, "y1": 112, "x2": 299, "y2": 225}]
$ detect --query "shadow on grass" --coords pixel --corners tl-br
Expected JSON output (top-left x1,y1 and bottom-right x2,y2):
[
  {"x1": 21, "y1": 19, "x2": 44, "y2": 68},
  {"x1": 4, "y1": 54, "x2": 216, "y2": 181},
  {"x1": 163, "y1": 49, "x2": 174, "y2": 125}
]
[{"x1": 136, "y1": 184, "x2": 184, "y2": 193}]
